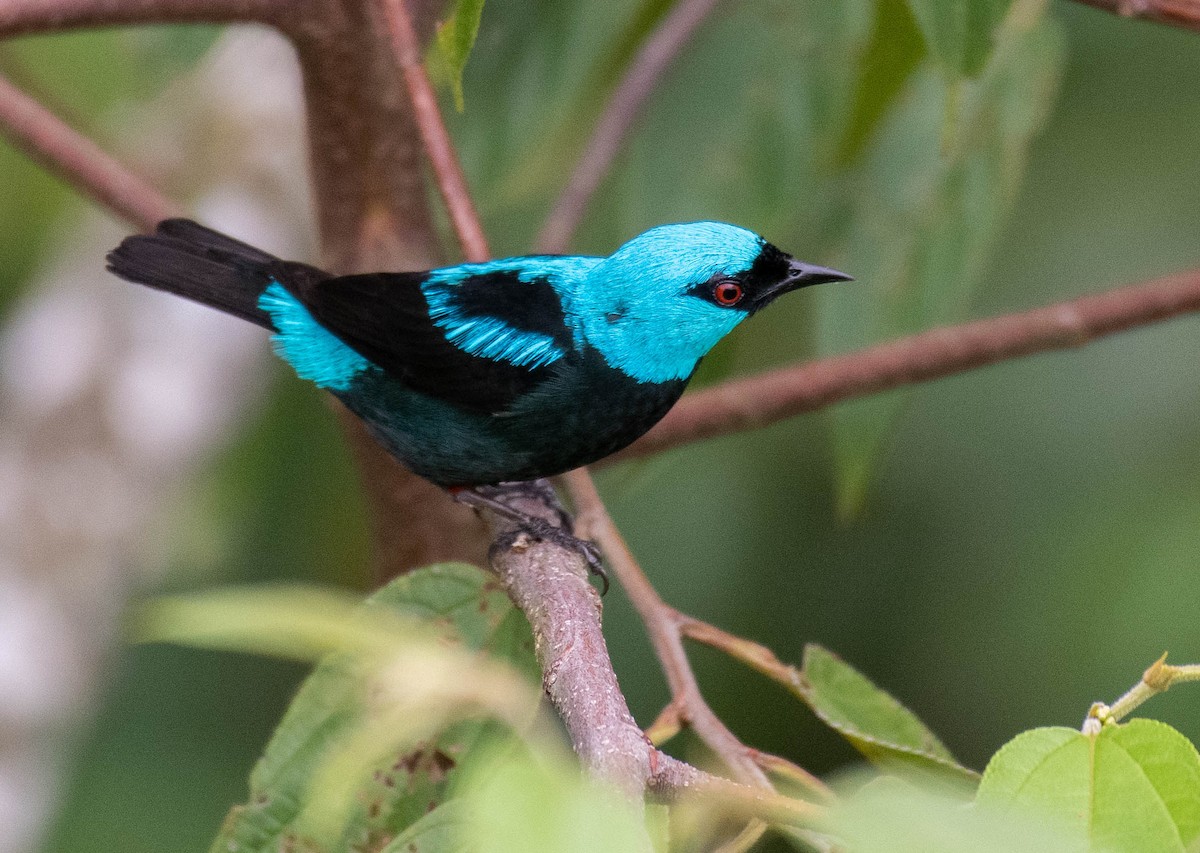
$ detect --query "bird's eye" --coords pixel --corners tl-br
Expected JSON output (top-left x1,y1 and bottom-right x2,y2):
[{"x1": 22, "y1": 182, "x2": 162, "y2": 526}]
[{"x1": 712, "y1": 280, "x2": 744, "y2": 306}]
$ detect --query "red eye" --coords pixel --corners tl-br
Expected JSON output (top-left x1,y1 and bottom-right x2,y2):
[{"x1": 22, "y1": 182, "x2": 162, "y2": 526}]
[{"x1": 713, "y1": 280, "x2": 744, "y2": 306}]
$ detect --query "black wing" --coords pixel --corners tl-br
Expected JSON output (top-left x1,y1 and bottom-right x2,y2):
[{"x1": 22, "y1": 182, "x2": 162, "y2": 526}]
[{"x1": 284, "y1": 270, "x2": 570, "y2": 415}]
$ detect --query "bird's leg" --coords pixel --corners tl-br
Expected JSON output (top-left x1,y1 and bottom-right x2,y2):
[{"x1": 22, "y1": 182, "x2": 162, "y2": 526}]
[{"x1": 453, "y1": 482, "x2": 608, "y2": 595}]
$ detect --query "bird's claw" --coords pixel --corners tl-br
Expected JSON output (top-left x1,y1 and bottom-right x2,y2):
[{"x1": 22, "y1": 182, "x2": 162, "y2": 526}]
[
  {"x1": 455, "y1": 484, "x2": 608, "y2": 594},
  {"x1": 490, "y1": 517, "x2": 608, "y2": 595}
]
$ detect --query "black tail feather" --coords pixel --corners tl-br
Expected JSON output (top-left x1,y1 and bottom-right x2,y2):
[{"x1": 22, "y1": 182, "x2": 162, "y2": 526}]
[{"x1": 106, "y1": 218, "x2": 315, "y2": 330}]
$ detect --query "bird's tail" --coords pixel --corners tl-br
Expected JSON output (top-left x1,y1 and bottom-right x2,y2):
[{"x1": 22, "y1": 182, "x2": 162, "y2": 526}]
[{"x1": 106, "y1": 218, "x2": 302, "y2": 329}]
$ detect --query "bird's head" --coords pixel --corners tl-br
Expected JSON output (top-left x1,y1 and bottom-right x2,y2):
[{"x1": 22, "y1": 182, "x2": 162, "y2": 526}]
[{"x1": 577, "y1": 221, "x2": 851, "y2": 383}]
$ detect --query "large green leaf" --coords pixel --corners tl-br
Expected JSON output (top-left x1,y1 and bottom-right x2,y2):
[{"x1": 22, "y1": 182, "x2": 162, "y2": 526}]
[
  {"x1": 819, "y1": 11, "x2": 1063, "y2": 514},
  {"x1": 825, "y1": 773, "x2": 1084, "y2": 852},
  {"x1": 200, "y1": 564, "x2": 539, "y2": 853},
  {"x1": 799, "y1": 644, "x2": 976, "y2": 783},
  {"x1": 454, "y1": 744, "x2": 656, "y2": 853},
  {"x1": 977, "y1": 720, "x2": 1200, "y2": 852}
]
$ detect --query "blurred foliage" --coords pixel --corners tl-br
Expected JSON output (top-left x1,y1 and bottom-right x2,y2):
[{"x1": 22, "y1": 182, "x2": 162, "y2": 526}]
[
  {"x1": 429, "y1": 0, "x2": 488, "y2": 112},
  {"x1": 2, "y1": 0, "x2": 1197, "y2": 850}
]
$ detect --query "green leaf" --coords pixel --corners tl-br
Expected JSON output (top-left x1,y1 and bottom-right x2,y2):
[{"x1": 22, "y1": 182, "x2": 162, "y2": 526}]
[
  {"x1": 456, "y1": 743, "x2": 655, "y2": 853},
  {"x1": 799, "y1": 644, "x2": 977, "y2": 783},
  {"x1": 431, "y1": 0, "x2": 487, "y2": 111},
  {"x1": 837, "y1": 0, "x2": 927, "y2": 165},
  {"x1": 379, "y1": 802, "x2": 471, "y2": 853},
  {"x1": 204, "y1": 564, "x2": 540, "y2": 853},
  {"x1": 820, "y1": 12, "x2": 1063, "y2": 514},
  {"x1": 825, "y1": 773, "x2": 1085, "y2": 852},
  {"x1": 904, "y1": 0, "x2": 1012, "y2": 78},
  {"x1": 977, "y1": 720, "x2": 1200, "y2": 852}
]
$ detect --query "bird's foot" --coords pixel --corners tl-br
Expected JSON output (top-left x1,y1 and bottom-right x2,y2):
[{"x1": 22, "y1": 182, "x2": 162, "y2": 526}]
[{"x1": 453, "y1": 484, "x2": 608, "y2": 595}]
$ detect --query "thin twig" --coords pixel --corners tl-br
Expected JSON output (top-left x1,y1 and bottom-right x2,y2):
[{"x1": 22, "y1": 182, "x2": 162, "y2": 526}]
[
  {"x1": 378, "y1": 0, "x2": 490, "y2": 262},
  {"x1": 0, "y1": 73, "x2": 181, "y2": 230},
  {"x1": 610, "y1": 267, "x2": 1200, "y2": 462},
  {"x1": 1070, "y1": 0, "x2": 1200, "y2": 31},
  {"x1": 1084, "y1": 653, "x2": 1200, "y2": 733},
  {"x1": 0, "y1": 0, "x2": 287, "y2": 37},
  {"x1": 536, "y1": 0, "x2": 725, "y2": 254}
]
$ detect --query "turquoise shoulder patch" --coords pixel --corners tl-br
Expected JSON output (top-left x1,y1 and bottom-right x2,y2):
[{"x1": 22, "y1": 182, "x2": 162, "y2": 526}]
[{"x1": 258, "y1": 282, "x2": 369, "y2": 391}]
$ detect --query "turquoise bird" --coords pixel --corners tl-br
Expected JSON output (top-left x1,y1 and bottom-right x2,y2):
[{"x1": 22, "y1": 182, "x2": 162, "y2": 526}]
[{"x1": 107, "y1": 218, "x2": 850, "y2": 581}]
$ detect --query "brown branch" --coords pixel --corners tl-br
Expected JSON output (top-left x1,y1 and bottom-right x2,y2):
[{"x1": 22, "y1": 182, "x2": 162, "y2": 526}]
[
  {"x1": 611, "y1": 267, "x2": 1200, "y2": 462},
  {"x1": 1070, "y1": 0, "x2": 1200, "y2": 31},
  {"x1": 562, "y1": 469, "x2": 771, "y2": 789},
  {"x1": 483, "y1": 486, "x2": 820, "y2": 832},
  {"x1": 0, "y1": 73, "x2": 181, "y2": 229},
  {"x1": 535, "y1": 0, "x2": 725, "y2": 254},
  {"x1": 0, "y1": 0, "x2": 286, "y2": 37},
  {"x1": 378, "y1": 0, "x2": 489, "y2": 263},
  {"x1": 481, "y1": 487, "x2": 652, "y2": 797}
]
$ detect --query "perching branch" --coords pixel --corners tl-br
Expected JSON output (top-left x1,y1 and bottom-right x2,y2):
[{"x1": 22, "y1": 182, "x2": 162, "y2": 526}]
[
  {"x1": 562, "y1": 471, "x2": 771, "y2": 789},
  {"x1": 535, "y1": 0, "x2": 726, "y2": 254},
  {"x1": 1069, "y1": 0, "x2": 1200, "y2": 32},
  {"x1": 611, "y1": 267, "x2": 1200, "y2": 462},
  {"x1": 0, "y1": 0, "x2": 286, "y2": 37},
  {"x1": 0, "y1": 73, "x2": 181, "y2": 229},
  {"x1": 482, "y1": 482, "x2": 822, "y2": 832}
]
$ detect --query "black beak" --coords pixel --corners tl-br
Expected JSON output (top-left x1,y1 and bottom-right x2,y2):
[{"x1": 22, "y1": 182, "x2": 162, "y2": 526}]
[
  {"x1": 754, "y1": 258, "x2": 853, "y2": 308},
  {"x1": 784, "y1": 258, "x2": 854, "y2": 288}
]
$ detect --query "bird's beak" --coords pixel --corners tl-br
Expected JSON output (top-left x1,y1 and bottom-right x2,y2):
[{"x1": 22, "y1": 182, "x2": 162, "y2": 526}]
[
  {"x1": 784, "y1": 259, "x2": 854, "y2": 288},
  {"x1": 756, "y1": 258, "x2": 853, "y2": 307}
]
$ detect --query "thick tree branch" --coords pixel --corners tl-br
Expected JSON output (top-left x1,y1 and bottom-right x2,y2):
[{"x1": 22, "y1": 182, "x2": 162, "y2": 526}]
[
  {"x1": 535, "y1": 0, "x2": 725, "y2": 254},
  {"x1": 611, "y1": 267, "x2": 1200, "y2": 462},
  {"x1": 0, "y1": 73, "x2": 181, "y2": 229},
  {"x1": 561, "y1": 471, "x2": 772, "y2": 790},
  {"x1": 0, "y1": 0, "x2": 286, "y2": 37},
  {"x1": 1070, "y1": 0, "x2": 1200, "y2": 31},
  {"x1": 286, "y1": 0, "x2": 491, "y2": 576},
  {"x1": 481, "y1": 486, "x2": 652, "y2": 797}
]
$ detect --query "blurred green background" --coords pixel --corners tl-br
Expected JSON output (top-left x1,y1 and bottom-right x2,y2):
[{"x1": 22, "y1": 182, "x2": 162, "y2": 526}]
[{"x1": 2, "y1": 0, "x2": 1198, "y2": 850}]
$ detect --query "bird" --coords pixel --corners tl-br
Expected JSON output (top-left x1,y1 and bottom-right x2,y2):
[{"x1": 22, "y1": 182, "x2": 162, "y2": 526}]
[{"x1": 107, "y1": 218, "x2": 851, "y2": 586}]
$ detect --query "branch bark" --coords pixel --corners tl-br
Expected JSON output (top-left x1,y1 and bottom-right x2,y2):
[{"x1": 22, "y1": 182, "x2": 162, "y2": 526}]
[
  {"x1": 1070, "y1": 0, "x2": 1200, "y2": 31},
  {"x1": 0, "y1": 0, "x2": 285, "y2": 36},
  {"x1": 0, "y1": 73, "x2": 181, "y2": 229},
  {"x1": 611, "y1": 267, "x2": 1200, "y2": 462}
]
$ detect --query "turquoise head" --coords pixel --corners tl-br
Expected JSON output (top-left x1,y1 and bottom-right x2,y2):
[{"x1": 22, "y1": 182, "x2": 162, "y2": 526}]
[{"x1": 575, "y1": 221, "x2": 851, "y2": 383}]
